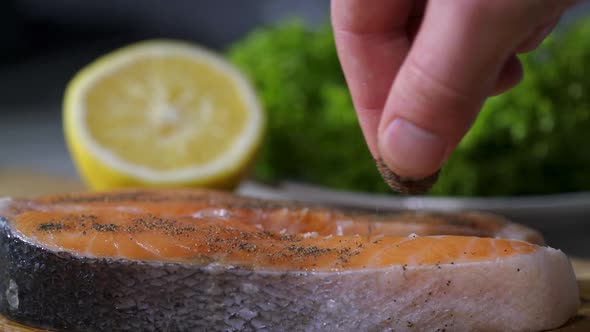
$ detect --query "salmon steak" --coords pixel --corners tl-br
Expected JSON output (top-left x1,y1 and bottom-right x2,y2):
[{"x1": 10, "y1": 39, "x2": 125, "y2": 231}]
[{"x1": 0, "y1": 189, "x2": 579, "y2": 332}]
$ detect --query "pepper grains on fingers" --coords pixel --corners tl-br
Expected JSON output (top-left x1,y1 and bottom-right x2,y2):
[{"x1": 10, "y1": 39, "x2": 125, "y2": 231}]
[{"x1": 375, "y1": 158, "x2": 440, "y2": 195}]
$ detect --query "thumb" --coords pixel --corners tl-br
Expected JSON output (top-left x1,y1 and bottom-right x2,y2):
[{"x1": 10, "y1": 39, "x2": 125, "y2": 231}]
[{"x1": 377, "y1": 1, "x2": 541, "y2": 181}]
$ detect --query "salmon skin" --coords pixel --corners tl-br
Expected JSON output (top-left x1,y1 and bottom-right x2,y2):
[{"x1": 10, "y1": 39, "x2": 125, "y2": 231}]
[{"x1": 0, "y1": 189, "x2": 579, "y2": 332}]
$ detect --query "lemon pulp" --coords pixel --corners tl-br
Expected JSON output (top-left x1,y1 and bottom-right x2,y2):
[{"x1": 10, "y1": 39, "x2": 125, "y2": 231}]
[{"x1": 64, "y1": 40, "x2": 264, "y2": 190}]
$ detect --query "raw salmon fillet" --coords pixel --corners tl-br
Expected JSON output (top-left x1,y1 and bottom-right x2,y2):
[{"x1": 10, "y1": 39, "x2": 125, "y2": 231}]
[{"x1": 0, "y1": 189, "x2": 580, "y2": 332}]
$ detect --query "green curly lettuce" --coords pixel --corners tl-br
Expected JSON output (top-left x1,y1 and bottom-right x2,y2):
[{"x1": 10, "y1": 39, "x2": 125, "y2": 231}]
[
  {"x1": 228, "y1": 20, "x2": 392, "y2": 193},
  {"x1": 431, "y1": 19, "x2": 590, "y2": 196}
]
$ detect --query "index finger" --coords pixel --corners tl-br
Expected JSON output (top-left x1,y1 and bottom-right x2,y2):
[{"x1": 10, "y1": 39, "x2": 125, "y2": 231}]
[{"x1": 331, "y1": 0, "x2": 414, "y2": 156}]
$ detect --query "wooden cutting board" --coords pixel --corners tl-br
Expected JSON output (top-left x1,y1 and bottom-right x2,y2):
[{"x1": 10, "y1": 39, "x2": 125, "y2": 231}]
[
  {"x1": 0, "y1": 169, "x2": 85, "y2": 198},
  {"x1": 1, "y1": 258, "x2": 590, "y2": 331}
]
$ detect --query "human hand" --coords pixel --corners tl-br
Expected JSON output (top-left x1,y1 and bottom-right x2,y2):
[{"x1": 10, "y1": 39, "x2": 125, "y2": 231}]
[{"x1": 332, "y1": 0, "x2": 582, "y2": 192}]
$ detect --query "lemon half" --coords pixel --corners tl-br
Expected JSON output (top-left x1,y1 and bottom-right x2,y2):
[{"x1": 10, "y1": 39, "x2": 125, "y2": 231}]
[{"x1": 64, "y1": 40, "x2": 264, "y2": 190}]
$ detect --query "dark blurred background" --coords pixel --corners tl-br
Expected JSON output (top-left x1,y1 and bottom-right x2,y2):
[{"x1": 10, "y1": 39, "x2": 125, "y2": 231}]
[
  {"x1": 0, "y1": 0, "x2": 330, "y2": 175},
  {"x1": 3, "y1": 1, "x2": 590, "y2": 171},
  {"x1": 1, "y1": 1, "x2": 588, "y2": 175},
  {"x1": 2, "y1": 1, "x2": 587, "y2": 112},
  {"x1": 0, "y1": 0, "x2": 331, "y2": 109}
]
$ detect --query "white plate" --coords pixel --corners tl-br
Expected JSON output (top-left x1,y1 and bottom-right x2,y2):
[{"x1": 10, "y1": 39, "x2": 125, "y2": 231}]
[{"x1": 238, "y1": 180, "x2": 590, "y2": 230}]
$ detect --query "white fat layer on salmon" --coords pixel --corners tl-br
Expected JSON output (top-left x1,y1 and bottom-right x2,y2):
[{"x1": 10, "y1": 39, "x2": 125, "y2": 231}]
[
  {"x1": 240, "y1": 247, "x2": 575, "y2": 332},
  {"x1": 182, "y1": 245, "x2": 578, "y2": 331}
]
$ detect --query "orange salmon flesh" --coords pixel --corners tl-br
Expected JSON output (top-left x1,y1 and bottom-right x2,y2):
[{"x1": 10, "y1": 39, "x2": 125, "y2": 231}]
[{"x1": 6, "y1": 190, "x2": 537, "y2": 272}]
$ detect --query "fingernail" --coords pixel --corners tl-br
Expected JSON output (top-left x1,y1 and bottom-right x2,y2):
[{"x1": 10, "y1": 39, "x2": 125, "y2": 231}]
[{"x1": 380, "y1": 118, "x2": 447, "y2": 179}]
